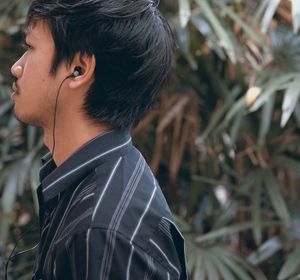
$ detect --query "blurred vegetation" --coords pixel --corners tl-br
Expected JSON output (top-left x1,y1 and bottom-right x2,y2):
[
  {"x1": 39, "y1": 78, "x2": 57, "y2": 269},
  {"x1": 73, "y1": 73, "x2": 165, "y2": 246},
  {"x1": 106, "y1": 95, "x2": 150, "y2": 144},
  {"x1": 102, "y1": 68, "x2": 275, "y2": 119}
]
[{"x1": 1, "y1": 0, "x2": 300, "y2": 279}]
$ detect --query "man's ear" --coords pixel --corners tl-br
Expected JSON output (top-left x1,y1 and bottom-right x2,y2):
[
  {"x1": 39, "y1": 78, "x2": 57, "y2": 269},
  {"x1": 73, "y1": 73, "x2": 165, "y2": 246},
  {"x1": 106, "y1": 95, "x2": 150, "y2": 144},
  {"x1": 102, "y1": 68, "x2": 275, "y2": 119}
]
[{"x1": 68, "y1": 53, "x2": 96, "y2": 89}]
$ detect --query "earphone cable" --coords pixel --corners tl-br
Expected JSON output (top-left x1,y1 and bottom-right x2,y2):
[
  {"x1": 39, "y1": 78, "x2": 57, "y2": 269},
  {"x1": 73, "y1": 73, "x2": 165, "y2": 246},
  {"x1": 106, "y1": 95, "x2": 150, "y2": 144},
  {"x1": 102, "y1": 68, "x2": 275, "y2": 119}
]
[
  {"x1": 4, "y1": 225, "x2": 39, "y2": 280},
  {"x1": 52, "y1": 75, "x2": 73, "y2": 158},
  {"x1": 4, "y1": 72, "x2": 76, "y2": 279}
]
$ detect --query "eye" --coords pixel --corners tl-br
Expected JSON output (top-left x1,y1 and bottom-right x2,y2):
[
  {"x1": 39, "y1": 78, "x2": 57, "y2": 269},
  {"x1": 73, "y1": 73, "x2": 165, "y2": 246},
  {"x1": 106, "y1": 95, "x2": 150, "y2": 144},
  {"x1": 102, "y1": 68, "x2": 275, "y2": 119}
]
[{"x1": 22, "y1": 42, "x2": 32, "y2": 51}]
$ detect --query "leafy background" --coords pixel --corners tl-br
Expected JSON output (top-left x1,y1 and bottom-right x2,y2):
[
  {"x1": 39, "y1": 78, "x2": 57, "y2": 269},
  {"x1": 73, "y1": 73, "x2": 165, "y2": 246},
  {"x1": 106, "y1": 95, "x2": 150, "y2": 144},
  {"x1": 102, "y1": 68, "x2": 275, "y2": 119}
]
[{"x1": 1, "y1": 0, "x2": 300, "y2": 279}]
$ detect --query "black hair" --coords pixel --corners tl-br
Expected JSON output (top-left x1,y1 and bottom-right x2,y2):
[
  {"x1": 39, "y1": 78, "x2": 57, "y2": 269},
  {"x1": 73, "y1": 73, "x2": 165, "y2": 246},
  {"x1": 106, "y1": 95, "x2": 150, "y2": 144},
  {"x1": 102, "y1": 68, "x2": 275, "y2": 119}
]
[{"x1": 26, "y1": 0, "x2": 175, "y2": 129}]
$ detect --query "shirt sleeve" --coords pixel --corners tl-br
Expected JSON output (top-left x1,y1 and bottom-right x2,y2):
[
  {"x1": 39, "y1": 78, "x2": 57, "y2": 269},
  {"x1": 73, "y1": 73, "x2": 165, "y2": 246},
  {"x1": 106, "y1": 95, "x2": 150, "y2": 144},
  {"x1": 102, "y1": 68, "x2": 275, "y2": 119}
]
[{"x1": 64, "y1": 227, "x2": 180, "y2": 280}]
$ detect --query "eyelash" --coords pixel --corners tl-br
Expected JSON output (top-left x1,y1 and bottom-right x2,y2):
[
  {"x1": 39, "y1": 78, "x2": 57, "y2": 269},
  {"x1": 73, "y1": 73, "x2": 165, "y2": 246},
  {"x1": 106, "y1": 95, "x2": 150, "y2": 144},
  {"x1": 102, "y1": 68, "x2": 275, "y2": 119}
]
[{"x1": 22, "y1": 42, "x2": 32, "y2": 50}]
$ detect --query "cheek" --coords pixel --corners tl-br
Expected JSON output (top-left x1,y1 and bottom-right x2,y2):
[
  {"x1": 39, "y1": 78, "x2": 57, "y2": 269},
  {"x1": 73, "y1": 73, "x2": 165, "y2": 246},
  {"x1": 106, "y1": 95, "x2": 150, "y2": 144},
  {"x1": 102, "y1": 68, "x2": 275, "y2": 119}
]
[
  {"x1": 22, "y1": 60, "x2": 53, "y2": 95},
  {"x1": 23, "y1": 49, "x2": 52, "y2": 77},
  {"x1": 18, "y1": 50, "x2": 58, "y2": 105}
]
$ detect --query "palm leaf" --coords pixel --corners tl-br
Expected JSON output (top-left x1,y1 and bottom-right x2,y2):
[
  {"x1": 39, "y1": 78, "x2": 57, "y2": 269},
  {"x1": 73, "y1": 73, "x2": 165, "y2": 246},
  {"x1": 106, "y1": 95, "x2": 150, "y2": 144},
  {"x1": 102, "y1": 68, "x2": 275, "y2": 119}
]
[
  {"x1": 278, "y1": 245, "x2": 300, "y2": 280},
  {"x1": 258, "y1": 94, "x2": 275, "y2": 146},
  {"x1": 291, "y1": 0, "x2": 300, "y2": 33},
  {"x1": 178, "y1": 0, "x2": 191, "y2": 28},
  {"x1": 195, "y1": 0, "x2": 236, "y2": 62},
  {"x1": 261, "y1": 0, "x2": 281, "y2": 34},
  {"x1": 281, "y1": 80, "x2": 300, "y2": 127},
  {"x1": 252, "y1": 171, "x2": 263, "y2": 245},
  {"x1": 264, "y1": 170, "x2": 291, "y2": 227},
  {"x1": 247, "y1": 235, "x2": 287, "y2": 265}
]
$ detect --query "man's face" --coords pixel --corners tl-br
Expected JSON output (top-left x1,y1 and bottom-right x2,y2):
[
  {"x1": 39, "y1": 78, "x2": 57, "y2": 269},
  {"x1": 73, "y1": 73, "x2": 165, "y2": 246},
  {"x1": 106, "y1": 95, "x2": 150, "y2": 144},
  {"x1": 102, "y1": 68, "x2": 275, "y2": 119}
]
[{"x1": 10, "y1": 20, "x2": 60, "y2": 128}]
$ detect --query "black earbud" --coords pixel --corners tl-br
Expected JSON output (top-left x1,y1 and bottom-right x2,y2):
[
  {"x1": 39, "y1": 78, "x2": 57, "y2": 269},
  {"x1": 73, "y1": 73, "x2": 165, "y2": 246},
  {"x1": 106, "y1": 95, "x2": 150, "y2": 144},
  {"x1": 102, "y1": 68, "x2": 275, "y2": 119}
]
[{"x1": 72, "y1": 66, "x2": 82, "y2": 77}]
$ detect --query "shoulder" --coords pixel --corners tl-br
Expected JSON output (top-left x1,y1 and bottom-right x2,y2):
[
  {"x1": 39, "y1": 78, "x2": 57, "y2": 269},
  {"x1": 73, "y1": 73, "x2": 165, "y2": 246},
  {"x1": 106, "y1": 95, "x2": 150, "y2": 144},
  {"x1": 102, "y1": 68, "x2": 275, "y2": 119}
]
[
  {"x1": 63, "y1": 150, "x2": 188, "y2": 279},
  {"x1": 89, "y1": 149, "x2": 173, "y2": 225},
  {"x1": 67, "y1": 148, "x2": 178, "y2": 240}
]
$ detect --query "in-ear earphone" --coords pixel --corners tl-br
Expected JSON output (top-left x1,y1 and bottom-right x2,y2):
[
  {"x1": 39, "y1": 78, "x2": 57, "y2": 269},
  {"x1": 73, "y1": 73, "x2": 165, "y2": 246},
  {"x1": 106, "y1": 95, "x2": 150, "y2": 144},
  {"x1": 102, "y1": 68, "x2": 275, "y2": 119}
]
[{"x1": 72, "y1": 66, "x2": 82, "y2": 77}]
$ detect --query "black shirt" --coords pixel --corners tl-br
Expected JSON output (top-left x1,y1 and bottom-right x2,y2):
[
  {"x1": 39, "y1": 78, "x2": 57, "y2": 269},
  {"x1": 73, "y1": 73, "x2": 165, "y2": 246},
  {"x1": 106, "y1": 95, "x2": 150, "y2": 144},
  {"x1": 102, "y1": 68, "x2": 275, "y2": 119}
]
[{"x1": 32, "y1": 129, "x2": 188, "y2": 280}]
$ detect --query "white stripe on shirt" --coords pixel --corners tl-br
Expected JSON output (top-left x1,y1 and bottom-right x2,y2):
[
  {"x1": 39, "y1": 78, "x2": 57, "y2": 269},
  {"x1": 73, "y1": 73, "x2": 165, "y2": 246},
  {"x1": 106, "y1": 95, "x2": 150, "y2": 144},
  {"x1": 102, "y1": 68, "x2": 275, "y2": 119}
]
[{"x1": 43, "y1": 138, "x2": 131, "y2": 193}]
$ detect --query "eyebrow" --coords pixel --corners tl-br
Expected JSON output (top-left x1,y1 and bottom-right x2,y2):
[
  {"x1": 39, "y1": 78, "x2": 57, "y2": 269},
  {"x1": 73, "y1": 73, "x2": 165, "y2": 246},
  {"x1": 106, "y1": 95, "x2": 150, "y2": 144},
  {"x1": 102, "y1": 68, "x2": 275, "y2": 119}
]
[
  {"x1": 23, "y1": 26, "x2": 30, "y2": 35},
  {"x1": 21, "y1": 27, "x2": 32, "y2": 41}
]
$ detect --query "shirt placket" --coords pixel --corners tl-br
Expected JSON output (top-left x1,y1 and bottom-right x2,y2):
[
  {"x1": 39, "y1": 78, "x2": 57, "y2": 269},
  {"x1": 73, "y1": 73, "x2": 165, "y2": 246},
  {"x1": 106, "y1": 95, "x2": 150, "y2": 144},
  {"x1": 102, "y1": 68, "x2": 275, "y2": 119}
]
[{"x1": 33, "y1": 187, "x2": 58, "y2": 280}]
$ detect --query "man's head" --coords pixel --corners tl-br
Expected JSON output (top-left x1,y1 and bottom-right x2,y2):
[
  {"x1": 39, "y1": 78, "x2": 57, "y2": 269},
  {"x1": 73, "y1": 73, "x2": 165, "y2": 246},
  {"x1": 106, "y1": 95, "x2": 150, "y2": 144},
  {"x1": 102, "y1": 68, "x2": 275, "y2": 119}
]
[{"x1": 11, "y1": 0, "x2": 174, "y2": 129}]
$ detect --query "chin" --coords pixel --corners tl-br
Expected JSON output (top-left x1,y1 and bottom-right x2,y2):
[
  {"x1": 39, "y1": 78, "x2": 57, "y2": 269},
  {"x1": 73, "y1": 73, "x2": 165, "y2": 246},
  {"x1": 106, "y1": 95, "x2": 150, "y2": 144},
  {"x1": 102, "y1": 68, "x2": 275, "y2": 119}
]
[{"x1": 12, "y1": 108, "x2": 43, "y2": 128}]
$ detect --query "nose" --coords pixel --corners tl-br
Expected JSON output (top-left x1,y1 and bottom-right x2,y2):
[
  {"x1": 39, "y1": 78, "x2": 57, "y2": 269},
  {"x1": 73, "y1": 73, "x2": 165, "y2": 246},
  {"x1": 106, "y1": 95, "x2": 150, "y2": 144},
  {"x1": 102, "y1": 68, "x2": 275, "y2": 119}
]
[{"x1": 11, "y1": 61, "x2": 24, "y2": 79}]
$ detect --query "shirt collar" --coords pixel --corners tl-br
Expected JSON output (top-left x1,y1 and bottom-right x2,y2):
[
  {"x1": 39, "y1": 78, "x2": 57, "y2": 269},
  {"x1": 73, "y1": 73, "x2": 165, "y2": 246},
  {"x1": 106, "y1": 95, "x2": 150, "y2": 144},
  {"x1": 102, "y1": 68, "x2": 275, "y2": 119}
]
[{"x1": 39, "y1": 129, "x2": 132, "y2": 203}]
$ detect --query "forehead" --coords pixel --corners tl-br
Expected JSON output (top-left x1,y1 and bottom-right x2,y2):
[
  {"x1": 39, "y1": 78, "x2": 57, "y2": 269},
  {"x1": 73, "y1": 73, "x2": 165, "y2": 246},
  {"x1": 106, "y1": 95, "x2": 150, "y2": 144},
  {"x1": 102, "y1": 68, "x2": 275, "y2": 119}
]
[{"x1": 23, "y1": 21, "x2": 52, "y2": 41}]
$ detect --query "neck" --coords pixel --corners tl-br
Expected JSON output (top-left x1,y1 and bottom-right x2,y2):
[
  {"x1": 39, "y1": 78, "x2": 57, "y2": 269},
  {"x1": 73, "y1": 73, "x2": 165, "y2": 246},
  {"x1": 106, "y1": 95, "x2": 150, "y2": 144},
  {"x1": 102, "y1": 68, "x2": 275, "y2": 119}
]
[{"x1": 43, "y1": 116, "x2": 111, "y2": 167}]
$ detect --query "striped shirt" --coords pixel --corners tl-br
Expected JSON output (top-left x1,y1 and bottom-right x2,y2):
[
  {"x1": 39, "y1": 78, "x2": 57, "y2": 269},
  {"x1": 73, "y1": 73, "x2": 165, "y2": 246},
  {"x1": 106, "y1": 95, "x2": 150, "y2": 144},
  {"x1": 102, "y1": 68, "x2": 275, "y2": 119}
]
[{"x1": 32, "y1": 129, "x2": 188, "y2": 280}]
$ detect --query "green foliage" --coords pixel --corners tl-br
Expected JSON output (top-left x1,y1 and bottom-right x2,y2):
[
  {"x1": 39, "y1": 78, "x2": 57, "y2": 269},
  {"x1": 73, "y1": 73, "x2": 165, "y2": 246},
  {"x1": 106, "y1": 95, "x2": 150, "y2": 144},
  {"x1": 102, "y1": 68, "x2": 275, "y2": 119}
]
[{"x1": 170, "y1": 0, "x2": 300, "y2": 279}]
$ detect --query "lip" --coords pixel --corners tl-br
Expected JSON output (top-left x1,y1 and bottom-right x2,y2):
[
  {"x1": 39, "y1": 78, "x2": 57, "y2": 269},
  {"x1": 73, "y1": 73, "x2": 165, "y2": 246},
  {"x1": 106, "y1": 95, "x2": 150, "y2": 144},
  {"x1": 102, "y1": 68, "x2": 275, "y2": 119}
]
[
  {"x1": 11, "y1": 91, "x2": 17, "y2": 101},
  {"x1": 12, "y1": 82, "x2": 17, "y2": 92},
  {"x1": 12, "y1": 82, "x2": 19, "y2": 94}
]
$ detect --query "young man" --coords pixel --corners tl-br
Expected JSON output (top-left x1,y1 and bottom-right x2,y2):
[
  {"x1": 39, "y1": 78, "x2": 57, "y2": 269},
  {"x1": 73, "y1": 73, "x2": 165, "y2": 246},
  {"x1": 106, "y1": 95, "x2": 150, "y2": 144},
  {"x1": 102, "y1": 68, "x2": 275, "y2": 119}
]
[{"x1": 10, "y1": 0, "x2": 188, "y2": 279}]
